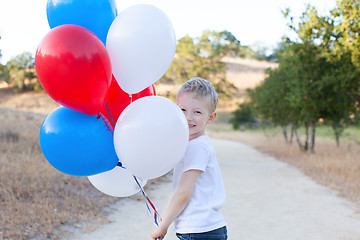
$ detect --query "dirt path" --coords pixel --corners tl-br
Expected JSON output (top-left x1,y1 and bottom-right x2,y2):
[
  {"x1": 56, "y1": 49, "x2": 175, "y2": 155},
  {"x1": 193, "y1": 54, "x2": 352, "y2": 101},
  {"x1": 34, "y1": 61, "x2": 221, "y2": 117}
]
[{"x1": 64, "y1": 139, "x2": 360, "y2": 240}]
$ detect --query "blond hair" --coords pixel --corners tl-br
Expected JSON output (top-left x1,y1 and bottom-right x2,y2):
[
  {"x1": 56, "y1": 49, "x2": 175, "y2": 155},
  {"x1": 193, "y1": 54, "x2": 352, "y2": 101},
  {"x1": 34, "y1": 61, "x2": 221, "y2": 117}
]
[{"x1": 177, "y1": 77, "x2": 218, "y2": 113}]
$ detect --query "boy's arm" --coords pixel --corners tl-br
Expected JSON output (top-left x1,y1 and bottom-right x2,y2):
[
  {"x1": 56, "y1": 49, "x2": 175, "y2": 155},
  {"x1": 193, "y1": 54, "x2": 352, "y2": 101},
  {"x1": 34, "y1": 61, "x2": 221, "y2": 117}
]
[{"x1": 151, "y1": 169, "x2": 202, "y2": 240}]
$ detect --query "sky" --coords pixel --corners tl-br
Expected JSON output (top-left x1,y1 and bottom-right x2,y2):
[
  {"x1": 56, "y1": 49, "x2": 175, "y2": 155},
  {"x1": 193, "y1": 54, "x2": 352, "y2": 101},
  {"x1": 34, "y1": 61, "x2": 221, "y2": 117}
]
[{"x1": 0, "y1": 0, "x2": 337, "y2": 64}]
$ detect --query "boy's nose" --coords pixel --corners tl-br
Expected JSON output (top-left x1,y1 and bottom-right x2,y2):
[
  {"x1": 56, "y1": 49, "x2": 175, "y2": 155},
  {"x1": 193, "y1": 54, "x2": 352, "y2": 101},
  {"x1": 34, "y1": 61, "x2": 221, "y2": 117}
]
[{"x1": 185, "y1": 112, "x2": 193, "y2": 121}]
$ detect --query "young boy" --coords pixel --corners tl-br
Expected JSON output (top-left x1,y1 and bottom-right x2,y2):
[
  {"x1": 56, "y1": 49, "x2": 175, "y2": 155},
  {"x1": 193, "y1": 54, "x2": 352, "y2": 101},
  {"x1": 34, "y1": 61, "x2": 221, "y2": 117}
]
[{"x1": 151, "y1": 77, "x2": 227, "y2": 240}]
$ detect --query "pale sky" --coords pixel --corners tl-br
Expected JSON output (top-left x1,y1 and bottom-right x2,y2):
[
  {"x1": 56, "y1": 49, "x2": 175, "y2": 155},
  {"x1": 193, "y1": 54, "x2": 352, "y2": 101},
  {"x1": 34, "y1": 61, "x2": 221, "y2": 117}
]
[{"x1": 0, "y1": 0, "x2": 336, "y2": 64}]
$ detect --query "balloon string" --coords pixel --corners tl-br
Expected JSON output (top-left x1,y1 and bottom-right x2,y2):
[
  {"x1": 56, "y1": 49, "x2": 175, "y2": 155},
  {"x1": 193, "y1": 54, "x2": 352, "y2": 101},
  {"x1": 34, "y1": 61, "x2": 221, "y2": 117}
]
[
  {"x1": 133, "y1": 175, "x2": 162, "y2": 227},
  {"x1": 116, "y1": 164, "x2": 162, "y2": 230},
  {"x1": 105, "y1": 101, "x2": 116, "y2": 127},
  {"x1": 97, "y1": 113, "x2": 114, "y2": 135}
]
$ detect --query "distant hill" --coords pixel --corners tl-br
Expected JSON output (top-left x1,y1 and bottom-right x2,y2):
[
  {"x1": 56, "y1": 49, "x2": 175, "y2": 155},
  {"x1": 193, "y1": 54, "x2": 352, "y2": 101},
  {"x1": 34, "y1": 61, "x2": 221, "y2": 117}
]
[
  {"x1": 0, "y1": 57, "x2": 277, "y2": 113},
  {"x1": 156, "y1": 57, "x2": 278, "y2": 111},
  {"x1": 222, "y1": 56, "x2": 278, "y2": 91},
  {"x1": 222, "y1": 57, "x2": 278, "y2": 110}
]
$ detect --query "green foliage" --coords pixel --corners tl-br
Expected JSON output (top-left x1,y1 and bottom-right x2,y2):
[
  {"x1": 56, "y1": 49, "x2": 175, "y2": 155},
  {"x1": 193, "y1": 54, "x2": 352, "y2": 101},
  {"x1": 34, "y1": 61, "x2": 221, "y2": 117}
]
[
  {"x1": 333, "y1": 0, "x2": 360, "y2": 68},
  {"x1": 242, "y1": 2, "x2": 360, "y2": 150},
  {"x1": 32, "y1": 80, "x2": 44, "y2": 92},
  {"x1": 161, "y1": 30, "x2": 239, "y2": 99},
  {"x1": 161, "y1": 29, "x2": 269, "y2": 100},
  {"x1": 2, "y1": 52, "x2": 38, "y2": 92},
  {"x1": 0, "y1": 62, "x2": 5, "y2": 79},
  {"x1": 229, "y1": 102, "x2": 258, "y2": 129},
  {"x1": 198, "y1": 30, "x2": 241, "y2": 58}
]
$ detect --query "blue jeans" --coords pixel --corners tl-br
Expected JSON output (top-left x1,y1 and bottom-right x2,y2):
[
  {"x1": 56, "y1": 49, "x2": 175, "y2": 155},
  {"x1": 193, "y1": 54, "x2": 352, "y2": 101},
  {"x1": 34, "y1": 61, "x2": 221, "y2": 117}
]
[{"x1": 176, "y1": 226, "x2": 227, "y2": 240}]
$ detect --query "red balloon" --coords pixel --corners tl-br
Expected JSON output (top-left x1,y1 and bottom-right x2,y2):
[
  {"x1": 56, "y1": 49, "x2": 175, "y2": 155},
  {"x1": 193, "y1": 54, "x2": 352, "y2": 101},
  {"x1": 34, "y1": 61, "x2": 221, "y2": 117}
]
[
  {"x1": 35, "y1": 24, "x2": 112, "y2": 115},
  {"x1": 101, "y1": 75, "x2": 156, "y2": 127}
]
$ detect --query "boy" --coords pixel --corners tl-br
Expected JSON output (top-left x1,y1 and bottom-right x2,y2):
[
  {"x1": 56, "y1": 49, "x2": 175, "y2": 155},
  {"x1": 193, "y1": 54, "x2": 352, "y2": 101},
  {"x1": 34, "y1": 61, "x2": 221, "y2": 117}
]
[{"x1": 151, "y1": 77, "x2": 227, "y2": 240}]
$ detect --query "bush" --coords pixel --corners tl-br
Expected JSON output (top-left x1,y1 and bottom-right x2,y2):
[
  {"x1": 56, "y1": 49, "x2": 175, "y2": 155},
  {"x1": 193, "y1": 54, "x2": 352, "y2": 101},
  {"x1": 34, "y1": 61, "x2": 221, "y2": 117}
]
[{"x1": 230, "y1": 103, "x2": 259, "y2": 129}]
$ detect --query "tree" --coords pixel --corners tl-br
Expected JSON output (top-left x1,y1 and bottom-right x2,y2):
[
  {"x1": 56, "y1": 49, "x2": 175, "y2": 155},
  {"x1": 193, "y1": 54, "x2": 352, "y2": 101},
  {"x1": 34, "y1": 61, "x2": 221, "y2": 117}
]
[
  {"x1": 283, "y1": 4, "x2": 360, "y2": 150},
  {"x1": 161, "y1": 31, "x2": 238, "y2": 99},
  {"x1": 229, "y1": 102, "x2": 258, "y2": 130},
  {"x1": 248, "y1": 45, "x2": 304, "y2": 145},
  {"x1": 318, "y1": 54, "x2": 360, "y2": 146},
  {"x1": 198, "y1": 30, "x2": 241, "y2": 58},
  {"x1": 5, "y1": 52, "x2": 37, "y2": 91},
  {"x1": 161, "y1": 35, "x2": 198, "y2": 84},
  {"x1": 312, "y1": 1, "x2": 360, "y2": 146},
  {"x1": 232, "y1": 1, "x2": 359, "y2": 151},
  {"x1": 334, "y1": 0, "x2": 360, "y2": 68}
]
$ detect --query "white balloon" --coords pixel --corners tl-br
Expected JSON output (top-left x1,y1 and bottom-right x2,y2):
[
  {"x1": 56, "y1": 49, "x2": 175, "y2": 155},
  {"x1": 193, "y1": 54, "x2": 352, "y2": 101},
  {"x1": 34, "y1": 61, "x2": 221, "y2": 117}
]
[
  {"x1": 88, "y1": 165, "x2": 147, "y2": 197},
  {"x1": 114, "y1": 96, "x2": 189, "y2": 179},
  {"x1": 106, "y1": 4, "x2": 176, "y2": 94}
]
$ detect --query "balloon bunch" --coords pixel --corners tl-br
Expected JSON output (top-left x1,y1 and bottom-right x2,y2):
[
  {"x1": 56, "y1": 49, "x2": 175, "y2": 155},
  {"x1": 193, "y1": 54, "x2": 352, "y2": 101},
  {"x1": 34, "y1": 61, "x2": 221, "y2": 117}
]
[{"x1": 37, "y1": 0, "x2": 189, "y2": 202}]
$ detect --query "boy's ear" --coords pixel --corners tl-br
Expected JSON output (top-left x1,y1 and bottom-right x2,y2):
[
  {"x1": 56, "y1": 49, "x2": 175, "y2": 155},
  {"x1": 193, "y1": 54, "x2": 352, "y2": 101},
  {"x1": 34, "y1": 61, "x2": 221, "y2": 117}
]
[{"x1": 207, "y1": 112, "x2": 217, "y2": 124}]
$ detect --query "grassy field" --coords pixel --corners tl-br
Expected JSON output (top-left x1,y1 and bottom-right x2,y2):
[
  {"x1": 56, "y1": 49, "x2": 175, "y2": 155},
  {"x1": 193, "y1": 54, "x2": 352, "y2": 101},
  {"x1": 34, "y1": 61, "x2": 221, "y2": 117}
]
[
  {"x1": 0, "y1": 89, "x2": 160, "y2": 239},
  {"x1": 0, "y1": 107, "x2": 119, "y2": 239}
]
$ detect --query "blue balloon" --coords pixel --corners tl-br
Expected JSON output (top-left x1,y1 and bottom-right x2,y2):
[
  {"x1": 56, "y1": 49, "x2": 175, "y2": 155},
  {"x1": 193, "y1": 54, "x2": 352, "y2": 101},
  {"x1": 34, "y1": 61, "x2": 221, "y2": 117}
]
[
  {"x1": 46, "y1": 0, "x2": 117, "y2": 44},
  {"x1": 39, "y1": 107, "x2": 118, "y2": 176}
]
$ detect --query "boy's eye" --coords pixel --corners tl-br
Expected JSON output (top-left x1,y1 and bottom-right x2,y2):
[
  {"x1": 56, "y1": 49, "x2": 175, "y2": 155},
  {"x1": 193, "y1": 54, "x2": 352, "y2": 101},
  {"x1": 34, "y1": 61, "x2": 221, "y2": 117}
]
[
  {"x1": 181, "y1": 108, "x2": 186, "y2": 112},
  {"x1": 195, "y1": 111, "x2": 202, "y2": 114}
]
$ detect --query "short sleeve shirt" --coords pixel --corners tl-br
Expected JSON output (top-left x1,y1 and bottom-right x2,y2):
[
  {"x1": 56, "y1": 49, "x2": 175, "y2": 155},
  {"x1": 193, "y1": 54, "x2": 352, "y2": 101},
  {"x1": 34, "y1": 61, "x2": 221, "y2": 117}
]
[{"x1": 172, "y1": 135, "x2": 227, "y2": 234}]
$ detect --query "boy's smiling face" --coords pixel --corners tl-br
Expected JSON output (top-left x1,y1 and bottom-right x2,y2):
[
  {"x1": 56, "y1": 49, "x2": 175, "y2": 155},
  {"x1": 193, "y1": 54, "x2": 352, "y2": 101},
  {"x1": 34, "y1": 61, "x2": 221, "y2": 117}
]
[{"x1": 177, "y1": 92, "x2": 216, "y2": 141}]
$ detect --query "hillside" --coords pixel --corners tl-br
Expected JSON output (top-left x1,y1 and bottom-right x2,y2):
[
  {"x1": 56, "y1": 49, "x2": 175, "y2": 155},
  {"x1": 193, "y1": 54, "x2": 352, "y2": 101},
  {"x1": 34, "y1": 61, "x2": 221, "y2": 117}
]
[
  {"x1": 155, "y1": 57, "x2": 278, "y2": 111},
  {"x1": 0, "y1": 57, "x2": 277, "y2": 114},
  {"x1": 223, "y1": 57, "x2": 278, "y2": 89}
]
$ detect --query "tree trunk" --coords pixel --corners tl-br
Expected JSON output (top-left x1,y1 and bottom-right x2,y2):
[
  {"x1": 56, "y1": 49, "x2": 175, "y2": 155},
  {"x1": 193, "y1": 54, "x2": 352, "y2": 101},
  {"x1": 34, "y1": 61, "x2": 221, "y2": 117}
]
[
  {"x1": 293, "y1": 127, "x2": 304, "y2": 151},
  {"x1": 335, "y1": 131, "x2": 340, "y2": 147},
  {"x1": 282, "y1": 125, "x2": 288, "y2": 143},
  {"x1": 304, "y1": 123, "x2": 309, "y2": 151},
  {"x1": 332, "y1": 124, "x2": 341, "y2": 147},
  {"x1": 310, "y1": 122, "x2": 316, "y2": 153}
]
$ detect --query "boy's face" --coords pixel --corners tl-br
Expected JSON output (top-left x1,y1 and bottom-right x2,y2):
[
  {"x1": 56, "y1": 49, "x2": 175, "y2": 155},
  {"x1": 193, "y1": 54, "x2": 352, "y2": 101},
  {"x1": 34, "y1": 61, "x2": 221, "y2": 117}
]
[{"x1": 177, "y1": 92, "x2": 216, "y2": 141}]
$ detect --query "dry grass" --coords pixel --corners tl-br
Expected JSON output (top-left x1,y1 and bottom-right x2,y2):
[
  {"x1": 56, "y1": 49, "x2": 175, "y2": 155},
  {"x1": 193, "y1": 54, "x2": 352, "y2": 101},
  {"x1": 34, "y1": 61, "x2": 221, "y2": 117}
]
[
  {"x1": 222, "y1": 56, "x2": 278, "y2": 90},
  {"x1": 207, "y1": 124, "x2": 360, "y2": 206},
  {"x1": 0, "y1": 88, "x2": 60, "y2": 115},
  {"x1": 0, "y1": 88, "x2": 164, "y2": 239},
  {"x1": 0, "y1": 107, "x2": 118, "y2": 239}
]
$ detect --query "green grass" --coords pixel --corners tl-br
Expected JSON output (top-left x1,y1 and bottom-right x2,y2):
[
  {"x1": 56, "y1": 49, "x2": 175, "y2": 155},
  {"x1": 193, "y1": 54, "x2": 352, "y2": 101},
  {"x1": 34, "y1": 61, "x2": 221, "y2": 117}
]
[
  {"x1": 212, "y1": 111, "x2": 360, "y2": 145},
  {"x1": 342, "y1": 126, "x2": 360, "y2": 144}
]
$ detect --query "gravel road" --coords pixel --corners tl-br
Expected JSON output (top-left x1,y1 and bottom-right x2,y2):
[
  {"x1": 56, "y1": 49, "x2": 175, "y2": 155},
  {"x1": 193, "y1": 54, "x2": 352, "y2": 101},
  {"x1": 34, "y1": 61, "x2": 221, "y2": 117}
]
[{"x1": 64, "y1": 139, "x2": 360, "y2": 240}]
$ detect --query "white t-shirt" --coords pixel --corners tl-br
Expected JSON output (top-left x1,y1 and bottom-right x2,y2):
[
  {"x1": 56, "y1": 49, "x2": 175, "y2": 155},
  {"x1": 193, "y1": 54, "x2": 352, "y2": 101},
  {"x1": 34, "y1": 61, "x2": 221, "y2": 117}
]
[{"x1": 173, "y1": 135, "x2": 227, "y2": 234}]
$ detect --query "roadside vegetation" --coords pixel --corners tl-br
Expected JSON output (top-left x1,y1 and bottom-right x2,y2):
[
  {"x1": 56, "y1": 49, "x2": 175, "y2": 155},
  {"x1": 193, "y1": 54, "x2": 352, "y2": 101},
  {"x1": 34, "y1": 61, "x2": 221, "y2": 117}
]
[
  {"x1": 230, "y1": 0, "x2": 360, "y2": 152},
  {"x1": 0, "y1": 107, "x2": 118, "y2": 239}
]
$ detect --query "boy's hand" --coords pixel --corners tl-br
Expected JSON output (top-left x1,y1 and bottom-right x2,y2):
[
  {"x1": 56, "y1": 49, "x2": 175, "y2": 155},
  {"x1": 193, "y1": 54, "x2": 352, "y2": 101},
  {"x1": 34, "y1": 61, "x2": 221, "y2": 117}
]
[{"x1": 151, "y1": 225, "x2": 167, "y2": 240}]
